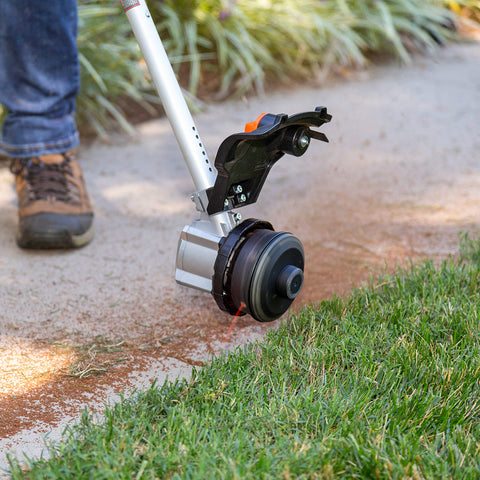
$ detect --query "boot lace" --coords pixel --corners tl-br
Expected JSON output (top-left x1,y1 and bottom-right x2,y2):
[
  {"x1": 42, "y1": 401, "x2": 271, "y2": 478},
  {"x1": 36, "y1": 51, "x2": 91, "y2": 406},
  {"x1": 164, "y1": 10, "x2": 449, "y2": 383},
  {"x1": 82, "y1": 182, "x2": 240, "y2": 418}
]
[{"x1": 10, "y1": 153, "x2": 80, "y2": 205}]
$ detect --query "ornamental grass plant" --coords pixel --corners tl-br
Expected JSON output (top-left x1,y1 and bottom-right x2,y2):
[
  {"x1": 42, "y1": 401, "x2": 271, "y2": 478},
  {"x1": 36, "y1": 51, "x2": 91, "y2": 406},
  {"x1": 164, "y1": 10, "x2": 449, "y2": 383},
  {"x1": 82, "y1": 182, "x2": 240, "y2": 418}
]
[
  {"x1": 0, "y1": 0, "x2": 474, "y2": 137},
  {"x1": 449, "y1": 0, "x2": 480, "y2": 21},
  {"x1": 71, "y1": 0, "x2": 466, "y2": 135},
  {"x1": 76, "y1": 1, "x2": 158, "y2": 138},
  {"x1": 149, "y1": 0, "x2": 455, "y2": 97},
  {"x1": 0, "y1": 1, "x2": 476, "y2": 139}
]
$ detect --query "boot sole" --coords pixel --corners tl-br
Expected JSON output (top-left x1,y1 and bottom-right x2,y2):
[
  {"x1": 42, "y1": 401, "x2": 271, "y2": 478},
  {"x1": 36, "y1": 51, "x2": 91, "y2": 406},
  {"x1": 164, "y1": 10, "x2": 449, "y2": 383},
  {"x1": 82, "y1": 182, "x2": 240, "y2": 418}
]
[{"x1": 16, "y1": 221, "x2": 95, "y2": 250}]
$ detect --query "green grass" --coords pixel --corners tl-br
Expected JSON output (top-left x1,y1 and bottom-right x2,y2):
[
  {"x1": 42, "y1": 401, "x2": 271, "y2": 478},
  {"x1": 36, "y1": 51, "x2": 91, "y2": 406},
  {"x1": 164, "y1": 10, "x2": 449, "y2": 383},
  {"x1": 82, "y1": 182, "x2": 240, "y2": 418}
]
[{"x1": 7, "y1": 235, "x2": 480, "y2": 479}]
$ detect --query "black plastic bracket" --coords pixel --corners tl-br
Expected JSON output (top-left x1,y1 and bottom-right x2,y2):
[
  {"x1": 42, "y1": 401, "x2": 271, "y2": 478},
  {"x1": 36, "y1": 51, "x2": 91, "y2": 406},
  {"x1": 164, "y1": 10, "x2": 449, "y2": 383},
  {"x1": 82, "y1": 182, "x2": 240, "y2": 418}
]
[{"x1": 205, "y1": 106, "x2": 331, "y2": 215}]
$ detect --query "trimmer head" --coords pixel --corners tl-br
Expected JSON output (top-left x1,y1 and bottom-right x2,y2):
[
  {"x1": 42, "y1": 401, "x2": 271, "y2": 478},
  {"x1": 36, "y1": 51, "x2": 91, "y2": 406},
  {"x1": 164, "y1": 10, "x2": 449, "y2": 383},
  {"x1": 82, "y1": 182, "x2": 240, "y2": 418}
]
[{"x1": 213, "y1": 219, "x2": 305, "y2": 322}]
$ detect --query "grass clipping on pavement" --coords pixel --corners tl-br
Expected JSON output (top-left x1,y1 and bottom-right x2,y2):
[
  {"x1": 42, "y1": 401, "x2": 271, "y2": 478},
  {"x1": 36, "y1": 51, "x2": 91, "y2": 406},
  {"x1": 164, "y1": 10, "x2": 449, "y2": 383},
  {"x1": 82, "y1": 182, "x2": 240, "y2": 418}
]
[{"x1": 9, "y1": 235, "x2": 480, "y2": 479}]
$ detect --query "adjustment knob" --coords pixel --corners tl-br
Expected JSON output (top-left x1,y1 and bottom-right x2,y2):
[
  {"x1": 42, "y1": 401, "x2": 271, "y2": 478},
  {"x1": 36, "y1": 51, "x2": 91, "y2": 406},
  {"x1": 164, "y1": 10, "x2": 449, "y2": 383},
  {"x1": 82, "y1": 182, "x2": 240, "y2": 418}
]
[{"x1": 276, "y1": 265, "x2": 304, "y2": 300}]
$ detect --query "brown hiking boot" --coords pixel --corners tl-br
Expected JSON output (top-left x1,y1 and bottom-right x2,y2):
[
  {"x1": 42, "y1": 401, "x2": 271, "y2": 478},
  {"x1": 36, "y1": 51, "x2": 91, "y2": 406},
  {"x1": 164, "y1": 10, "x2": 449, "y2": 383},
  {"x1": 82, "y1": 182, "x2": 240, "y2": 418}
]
[{"x1": 9, "y1": 150, "x2": 94, "y2": 249}]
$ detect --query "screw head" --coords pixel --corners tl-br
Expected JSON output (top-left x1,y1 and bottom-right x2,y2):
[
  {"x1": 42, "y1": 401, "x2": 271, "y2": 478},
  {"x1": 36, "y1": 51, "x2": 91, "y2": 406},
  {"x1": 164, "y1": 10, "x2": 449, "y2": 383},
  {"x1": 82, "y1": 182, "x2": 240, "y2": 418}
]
[
  {"x1": 224, "y1": 199, "x2": 230, "y2": 208},
  {"x1": 239, "y1": 194, "x2": 247, "y2": 203},
  {"x1": 233, "y1": 185, "x2": 243, "y2": 194},
  {"x1": 298, "y1": 134, "x2": 310, "y2": 149}
]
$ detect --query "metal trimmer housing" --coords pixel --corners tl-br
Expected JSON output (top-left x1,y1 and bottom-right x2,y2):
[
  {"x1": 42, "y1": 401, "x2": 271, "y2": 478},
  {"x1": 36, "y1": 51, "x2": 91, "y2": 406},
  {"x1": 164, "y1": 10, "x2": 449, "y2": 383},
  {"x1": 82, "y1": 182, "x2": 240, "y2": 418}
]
[{"x1": 121, "y1": 0, "x2": 331, "y2": 322}]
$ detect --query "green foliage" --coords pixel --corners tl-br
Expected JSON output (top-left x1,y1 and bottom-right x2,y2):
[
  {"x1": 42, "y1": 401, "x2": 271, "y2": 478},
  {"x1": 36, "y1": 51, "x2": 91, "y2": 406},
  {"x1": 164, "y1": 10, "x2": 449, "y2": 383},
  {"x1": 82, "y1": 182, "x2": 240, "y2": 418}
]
[
  {"x1": 0, "y1": 104, "x2": 6, "y2": 128},
  {"x1": 449, "y1": 0, "x2": 480, "y2": 12},
  {"x1": 76, "y1": 0, "x2": 157, "y2": 138},
  {"x1": 0, "y1": 0, "x2": 472, "y2": 138},
  {"x1": 74, "y1": 0, "x2": 458, "y2": 135},
  {"x1": 448, "y1": 0, "x2": 480, "y2": 21},
  {"x1": 75, "y1": 0, "x2": 458, "y2": 134},
  {"x1": 149, "y1": 0, "x2": 455, "y2": 98},
  {"x1": 8, "y1": 247, "x2": 480, "y2": 478}
]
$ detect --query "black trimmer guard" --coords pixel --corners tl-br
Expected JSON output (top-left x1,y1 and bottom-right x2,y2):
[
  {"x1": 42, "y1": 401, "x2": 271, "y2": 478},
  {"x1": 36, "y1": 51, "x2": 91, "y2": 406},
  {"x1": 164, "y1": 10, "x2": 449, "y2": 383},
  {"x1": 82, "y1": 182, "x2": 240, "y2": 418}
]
[{"x1": 206, "y1": 107, "x2": 332, "y2": 215}]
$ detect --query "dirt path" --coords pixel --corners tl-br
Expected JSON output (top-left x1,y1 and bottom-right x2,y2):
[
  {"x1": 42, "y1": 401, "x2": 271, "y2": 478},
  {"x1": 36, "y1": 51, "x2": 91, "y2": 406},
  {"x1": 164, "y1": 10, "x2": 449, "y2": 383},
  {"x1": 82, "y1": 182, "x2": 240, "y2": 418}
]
[{"x1": 1, "y1": 42, "x2": 479, "y2": 473}]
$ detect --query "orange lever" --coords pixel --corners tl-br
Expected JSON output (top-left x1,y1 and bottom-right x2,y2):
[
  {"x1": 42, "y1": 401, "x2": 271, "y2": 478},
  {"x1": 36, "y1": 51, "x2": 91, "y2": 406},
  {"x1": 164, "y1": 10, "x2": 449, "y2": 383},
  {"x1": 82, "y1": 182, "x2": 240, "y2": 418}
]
[{"x1": 244, "y1": 113, "x2": 267, "y2": 133}]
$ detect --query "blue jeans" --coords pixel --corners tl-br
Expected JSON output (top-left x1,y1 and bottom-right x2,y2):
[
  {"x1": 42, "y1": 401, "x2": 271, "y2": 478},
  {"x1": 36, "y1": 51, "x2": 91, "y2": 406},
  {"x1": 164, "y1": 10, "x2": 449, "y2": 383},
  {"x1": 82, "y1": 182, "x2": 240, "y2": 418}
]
[{"x1": 0, "y1": 0, "x2": 80, "y2": 158}]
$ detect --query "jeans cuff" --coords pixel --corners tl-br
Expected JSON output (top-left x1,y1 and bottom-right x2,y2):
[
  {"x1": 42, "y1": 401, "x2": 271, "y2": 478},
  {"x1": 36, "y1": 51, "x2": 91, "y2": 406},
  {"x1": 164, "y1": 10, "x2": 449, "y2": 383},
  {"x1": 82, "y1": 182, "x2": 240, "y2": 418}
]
[{"x1": 0, "y1": 132, "x2": 80, "y2": 159}]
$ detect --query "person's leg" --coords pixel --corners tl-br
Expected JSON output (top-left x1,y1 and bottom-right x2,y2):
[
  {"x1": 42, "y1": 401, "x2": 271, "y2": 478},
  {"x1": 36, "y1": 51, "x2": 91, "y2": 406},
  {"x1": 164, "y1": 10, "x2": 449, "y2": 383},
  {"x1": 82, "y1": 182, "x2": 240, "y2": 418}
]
[
  {"x1": 0, "y1": 0, "x2": 80, "y2": 157},
  {"x1": 0, "y1": 0, "x2": 94, "y2": 249}
]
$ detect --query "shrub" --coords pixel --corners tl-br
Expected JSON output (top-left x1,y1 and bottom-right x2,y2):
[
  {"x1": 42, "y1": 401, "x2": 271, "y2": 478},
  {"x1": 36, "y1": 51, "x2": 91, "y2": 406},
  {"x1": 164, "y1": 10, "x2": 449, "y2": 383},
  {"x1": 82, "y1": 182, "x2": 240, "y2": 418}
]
[{"x1": 0, "y1": 0, "x2": 472, "y2": 138}]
